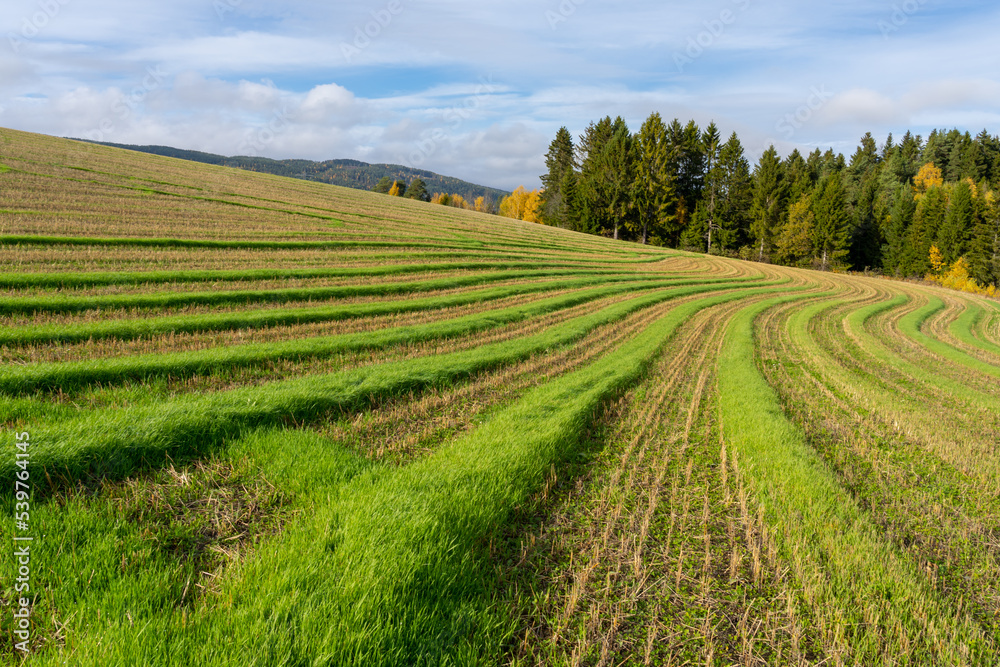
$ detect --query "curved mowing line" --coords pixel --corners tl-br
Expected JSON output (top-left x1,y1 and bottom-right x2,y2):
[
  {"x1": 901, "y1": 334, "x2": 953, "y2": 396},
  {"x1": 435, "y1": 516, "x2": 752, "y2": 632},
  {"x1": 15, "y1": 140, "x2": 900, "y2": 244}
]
[
  {"x1": 0, "y1": 261, "x2": 655, "y2": 290},
  {"x1": 950, "y1": 301, "x2": 1000, "y2": 357},
  {"x1": 0, "y1": 268, "x2": 690, "y2": 316},
  {"x1": 0, "y1": 234, "x2": 489, "y2": 252},
  {"x1": 6, "y1": 277, "x2": 786, "y2": 666},
  {"x1": 896, "y1": 296, "x2": 1000, "y2": 379},
  {"x1": 0, "y1": 278, "x2": 785, "y2": 395},
  {"x1": 846, "y1": 295, "x2": 1000, "y2": 413},
  {"x1": 0, "y1": 276, "x2": 678, "y2": 347},
  {"x1": 0, "y1": 281, "x2": 798, "y2": 490},
  {"x1": 719, "y1": 292, "x2": 992, "y2": 664}
]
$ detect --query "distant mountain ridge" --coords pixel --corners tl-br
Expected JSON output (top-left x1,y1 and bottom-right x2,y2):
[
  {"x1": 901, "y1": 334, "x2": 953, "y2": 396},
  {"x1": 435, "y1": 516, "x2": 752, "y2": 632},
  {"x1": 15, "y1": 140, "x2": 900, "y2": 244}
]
[{"x1": 78, "y1": 140, "x2": 511, "y2": 204}]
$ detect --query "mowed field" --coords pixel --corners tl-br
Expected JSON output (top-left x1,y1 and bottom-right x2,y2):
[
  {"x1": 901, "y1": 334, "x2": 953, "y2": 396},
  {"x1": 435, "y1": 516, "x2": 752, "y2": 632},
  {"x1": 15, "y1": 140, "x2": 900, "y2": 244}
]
[{"x1": 1, "y1": 127, "x2": 999, "y2": 666}]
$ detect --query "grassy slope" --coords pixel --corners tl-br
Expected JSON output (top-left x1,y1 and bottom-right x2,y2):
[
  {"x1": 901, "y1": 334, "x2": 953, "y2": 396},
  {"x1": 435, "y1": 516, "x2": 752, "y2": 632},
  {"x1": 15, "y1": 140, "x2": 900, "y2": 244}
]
[{"x1": 1, "y1": 128, "x2": 998, "y2": 666}]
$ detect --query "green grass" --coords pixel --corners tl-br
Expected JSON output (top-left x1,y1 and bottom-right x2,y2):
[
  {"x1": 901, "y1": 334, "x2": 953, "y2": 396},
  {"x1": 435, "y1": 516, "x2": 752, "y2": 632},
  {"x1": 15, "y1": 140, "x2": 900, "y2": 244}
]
[
  {"x1": 0, "y1": 279, "x2": 776, "y2": 396},
  {"x1": 718, "y1": 293, "x2": 991, "y2": 665}
]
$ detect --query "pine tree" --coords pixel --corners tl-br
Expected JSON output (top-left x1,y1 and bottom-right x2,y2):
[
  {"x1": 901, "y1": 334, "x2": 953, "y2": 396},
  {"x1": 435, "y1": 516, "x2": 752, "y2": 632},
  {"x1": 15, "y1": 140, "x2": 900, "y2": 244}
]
[
  {"x1": 812, "y1": 174, "x2": 851, "y2": 270},
  {"x1": 775, "y1": 195, "x2": 815, "y2": 266},
  {"x1": 903, "y1": 186, "x2": 947, "y2": 276},
  {"x1": 577, "y1": 116, "x2": 618, "y2": 235},
  {"x1": 404, "y1": 178, "x2": 429, "y2": 202},
  {"x1": 715, "y1": 133, "x2": 753, "y2": 252},
  {"x1": 700, "y1": 123, "x2": 723, "y2": 253},
  {"x1": 596, "y1": 124, "x2": 637, "y2": 241},
  {"x1": 967, "y1": 199, "x2": 997, "y2": 286},
  {"x1": 634, "y1": 112, "x2": 677, "y2": 245},
  {"x1": 373, "y1": 176, "x2": 392, "y2": 194},
  {"x1": 883, "y1": 184, "x2": 916, "y2": 276},
  {"x1": 750, "y1": 145, "x2": 787, "y2": 262},
  {"x1": 560, "y1": 170, "x2": 583, "y2": 232},
  {"x1": 937, "y1": 179, "x2": 975, "y2": 264},
  {"x1": 539, "y1": 127, "x2": 576, "y2": 227}
]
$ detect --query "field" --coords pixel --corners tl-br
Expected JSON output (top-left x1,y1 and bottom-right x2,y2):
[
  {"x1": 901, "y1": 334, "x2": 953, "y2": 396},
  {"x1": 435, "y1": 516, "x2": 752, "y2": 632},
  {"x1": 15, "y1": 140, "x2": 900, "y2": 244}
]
[{"x1": 1, "y1": 127, "x2": 998, "y2": 666}]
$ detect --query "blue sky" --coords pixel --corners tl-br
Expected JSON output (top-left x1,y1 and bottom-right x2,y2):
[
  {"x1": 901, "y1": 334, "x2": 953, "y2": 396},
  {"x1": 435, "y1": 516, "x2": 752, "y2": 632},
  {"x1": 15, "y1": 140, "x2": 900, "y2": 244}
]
[{"x1": 2, "y1": 0, "x2": 999, "y2": 190}]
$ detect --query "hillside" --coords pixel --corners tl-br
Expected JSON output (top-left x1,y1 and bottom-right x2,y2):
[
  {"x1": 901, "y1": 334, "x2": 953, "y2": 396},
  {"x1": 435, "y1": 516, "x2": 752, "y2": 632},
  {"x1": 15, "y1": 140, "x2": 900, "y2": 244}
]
[
  {"x1": 1, "y1": 127, "x2": 998, "y2": 665},
  {"x1": 78, "y1": 139, "x2": 511, "y2": 204}
]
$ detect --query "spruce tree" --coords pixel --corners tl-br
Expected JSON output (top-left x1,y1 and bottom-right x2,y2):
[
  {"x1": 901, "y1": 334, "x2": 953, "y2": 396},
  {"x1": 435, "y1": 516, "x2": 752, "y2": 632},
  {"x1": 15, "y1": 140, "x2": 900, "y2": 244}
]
[
  {"x1": 937, "y1": 179, "x2": 974, "y2": 264},
  {"x1": 883, "y1": 184, "x2": 916, "y2": 276},
  {"x1": 716, "y1": 133, "x2": 753, "y2": 252},
  {"x1": 812, "y1": 174, "x2": 851, "y2": 270},
  {"x1": 750, "y1": 145, "x2": 787, "y2": 262},
  {"x1": 404, "y1": 178, "x2": 429, "y2": 202},
  {"x1": 635, "y1": 112, "x2": 677, "y2": 245},
  {"x1": 539, "y1": 127, "x2": 576, "y2": 227}
]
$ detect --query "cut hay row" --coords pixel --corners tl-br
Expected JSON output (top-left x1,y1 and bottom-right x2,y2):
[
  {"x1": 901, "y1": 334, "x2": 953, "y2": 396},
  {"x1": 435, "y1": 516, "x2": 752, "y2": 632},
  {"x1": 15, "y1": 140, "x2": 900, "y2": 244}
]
[
  {"x1": 0, "y1": 267, "x2": 688, "y2": 316},
  {"x1": 0, "y1": 279, "x2": 782, "y2": 396},
  {"x1": 0, "y1": 275, "x2": 686, "y2": 346}
]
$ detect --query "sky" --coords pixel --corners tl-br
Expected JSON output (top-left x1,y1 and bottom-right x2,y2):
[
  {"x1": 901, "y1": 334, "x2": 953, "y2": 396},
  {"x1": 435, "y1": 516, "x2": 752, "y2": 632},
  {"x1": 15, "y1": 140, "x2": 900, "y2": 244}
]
[{"x1": 2, "y1": 0, "x2": 999, "y2": 191}]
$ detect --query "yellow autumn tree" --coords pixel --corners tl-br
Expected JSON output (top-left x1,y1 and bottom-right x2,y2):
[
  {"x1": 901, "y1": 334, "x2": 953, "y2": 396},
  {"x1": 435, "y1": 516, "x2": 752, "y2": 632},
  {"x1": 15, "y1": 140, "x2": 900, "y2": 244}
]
[
  {"x1": 474, "y1": 196, "x2": 486, "y2": 213},
  {"x1": 523, "y1": 189, "x2": 542, "y2": 223},
  {"x1": 499, "y1": 186, "x2": 543, "y2": 222},
  {"x1": 450, "y1": 194, "x2": 468, "y2": 210},
  {"x1": 913, "y1": 163, "x2": 943, "y2": 200},
  {"x1": 928, "y1": 245, "x2": 945, "y2": 275},
  {"x1": 387, "y1": 181, "x2": 402, "y2": 197}
]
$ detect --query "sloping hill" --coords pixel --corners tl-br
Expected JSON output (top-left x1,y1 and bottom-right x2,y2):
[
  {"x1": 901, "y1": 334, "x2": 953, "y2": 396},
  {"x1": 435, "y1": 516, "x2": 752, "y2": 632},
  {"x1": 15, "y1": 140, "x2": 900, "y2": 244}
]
[
  {"x1": 78, "y1": 139, "x2": 511, "y2": 204},
  {"x1": 0, "y1": 127, "x2": 998, "y2": 665}
]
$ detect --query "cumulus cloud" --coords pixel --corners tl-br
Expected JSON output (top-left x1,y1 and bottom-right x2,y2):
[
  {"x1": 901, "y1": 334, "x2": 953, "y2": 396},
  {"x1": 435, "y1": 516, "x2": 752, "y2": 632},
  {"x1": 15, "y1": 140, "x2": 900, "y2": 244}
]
[{"x1": 2, "y1": 0, "x2": 1000, "y2": 187}]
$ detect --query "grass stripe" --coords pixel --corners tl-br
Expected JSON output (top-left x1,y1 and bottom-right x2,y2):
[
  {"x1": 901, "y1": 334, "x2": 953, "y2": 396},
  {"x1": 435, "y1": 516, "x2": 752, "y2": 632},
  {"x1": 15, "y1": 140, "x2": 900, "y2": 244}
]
[
  {"x1": 1, "y1": 282, "x2": 797, "y2": 489},
  {"x1": 0, "y1": 276, "x2": 678, "y2": 346},
  {"x1": 949, "y1": 300, "x2": 1000, "y2": 357},
  {"x1": 719, "y1": 293, "x2": 991, "y2": 664},
  {"x1": 0, "y1": 279, "x2": 786, "y2": 395},
  {"x1": 896, "y1": 296, "x2": 1000, "y2": 379},
  {"x1": 0, "y1": 261, "x2": 649, "y2": 290},
  {"x1": 0, "y1": 269, "x2": 695, "y2": 316},
  {"x1": 22, "y1": 282, "x2": 798, "y2": 665}
]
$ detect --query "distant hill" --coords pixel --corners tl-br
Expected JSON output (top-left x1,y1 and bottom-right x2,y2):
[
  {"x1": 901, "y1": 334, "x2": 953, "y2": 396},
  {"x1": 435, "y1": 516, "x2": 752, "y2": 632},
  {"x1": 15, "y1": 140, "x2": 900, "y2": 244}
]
[{"x1": 78, "y1": 140, "x2": 511, "y2": 205}]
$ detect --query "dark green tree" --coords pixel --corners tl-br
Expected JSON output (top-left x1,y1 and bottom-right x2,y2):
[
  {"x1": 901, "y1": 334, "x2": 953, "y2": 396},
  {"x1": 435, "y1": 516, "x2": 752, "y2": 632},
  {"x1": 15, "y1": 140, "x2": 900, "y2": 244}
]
[
  {"x1": 634, "y1": 112, "x2": 677, "y2": 245},
  {"x1": 373, "y1": 176, "x2": 392, "y2": 194},
  {"x1": 812, "y1": 173, "x2": 851, "y2": 270},
  {"x1": 937, "y1": 179, "x2": 975, "y2": 264},
  {"x1": 715, "y1": 132, "x2": 753, "y2": 251},
  {"x1": 750, "y1": 145, "x2": 787, "y2": 262},
  {"x1": 405, "y1": 178, "x2": 429, "y2": 202},
  {"x1": 539, "y1": 127, "x2": 576, "y2": 227},
  {"x1": 882, "y1": 184, "x2": 916, "y2": 276},
  {"x1": 902, "y1": 187, "x2": 947, "y2": 276}
]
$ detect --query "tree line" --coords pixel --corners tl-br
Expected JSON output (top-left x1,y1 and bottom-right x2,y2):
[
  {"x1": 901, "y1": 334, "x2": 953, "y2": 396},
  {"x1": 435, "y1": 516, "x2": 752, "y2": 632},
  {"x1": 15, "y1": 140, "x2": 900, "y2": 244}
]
[
  {"x1": 536, "y1": 116, "x2": 1000, "y2": 290},
  {"x1": 373, "y1": 176, "x2": 498, "y2": 213}
]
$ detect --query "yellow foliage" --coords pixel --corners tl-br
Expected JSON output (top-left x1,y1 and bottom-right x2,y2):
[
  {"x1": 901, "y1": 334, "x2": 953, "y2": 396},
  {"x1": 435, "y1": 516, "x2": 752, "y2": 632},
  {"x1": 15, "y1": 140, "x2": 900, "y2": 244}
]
[
  {"x1": 387, "y1": 182, "x2": 401, "y2": 197},
  {"x1": 499, "y1": 186, "x2": 544, "y2": 222},
  {"x1": 913, "y1": 163, "x2": 943, "y2": 200},
  {"x1": 926, "y1": 256, "x2": 994, "y2": 296},
  {"x1": 928, "y1": 245, "x2": 945, "y2": 275},
  {"x1": 474, "y1": 196, "x2": 486, "y2": 213}
]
